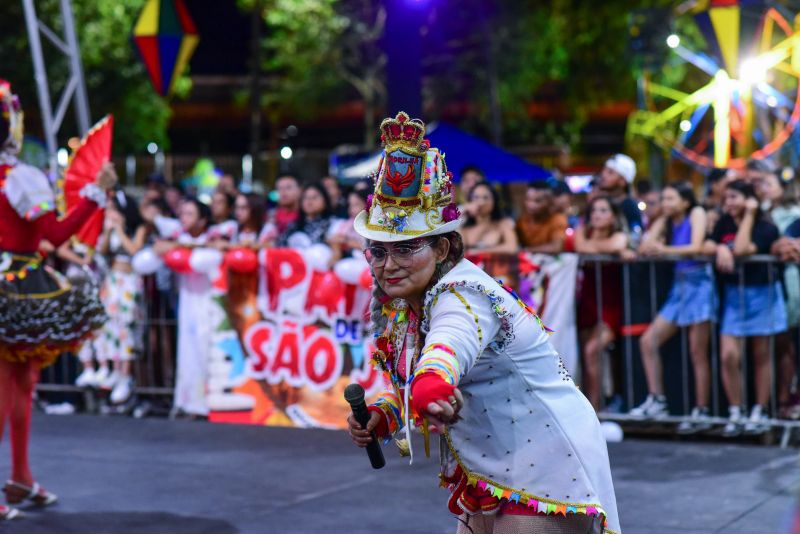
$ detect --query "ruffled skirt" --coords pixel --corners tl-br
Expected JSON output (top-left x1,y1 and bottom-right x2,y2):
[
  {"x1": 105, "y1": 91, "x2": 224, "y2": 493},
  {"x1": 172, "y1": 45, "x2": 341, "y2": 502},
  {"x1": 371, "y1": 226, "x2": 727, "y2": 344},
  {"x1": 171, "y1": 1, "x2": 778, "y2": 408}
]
[{"x1": 0, "y1": 254, "x2": 107, "y2": 367}]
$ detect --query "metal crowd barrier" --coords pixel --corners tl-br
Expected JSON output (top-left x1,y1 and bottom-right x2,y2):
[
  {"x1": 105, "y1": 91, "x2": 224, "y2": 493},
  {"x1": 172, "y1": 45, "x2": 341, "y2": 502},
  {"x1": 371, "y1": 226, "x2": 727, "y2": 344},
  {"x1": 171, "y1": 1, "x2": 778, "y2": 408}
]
[
  {"x1": 578, "y1": 253, "x2": 800, "y2": 447},
  {"x1": 38, "y1": 274, "x2": 177, "y2": 413},
  {"x1": 35, "y1": 253, "x2": 800, "y2": 446}
]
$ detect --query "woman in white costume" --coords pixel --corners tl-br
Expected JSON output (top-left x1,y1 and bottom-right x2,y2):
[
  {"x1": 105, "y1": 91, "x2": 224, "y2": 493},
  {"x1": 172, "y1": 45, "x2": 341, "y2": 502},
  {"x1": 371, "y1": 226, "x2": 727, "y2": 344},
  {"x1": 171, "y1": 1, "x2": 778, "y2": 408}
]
[
  {"x1": 155, "y1": 198, "x2": 214, "y2": 417},
  {"x1": 347, "y1": 112, "x2": 620, "y2": 534}
]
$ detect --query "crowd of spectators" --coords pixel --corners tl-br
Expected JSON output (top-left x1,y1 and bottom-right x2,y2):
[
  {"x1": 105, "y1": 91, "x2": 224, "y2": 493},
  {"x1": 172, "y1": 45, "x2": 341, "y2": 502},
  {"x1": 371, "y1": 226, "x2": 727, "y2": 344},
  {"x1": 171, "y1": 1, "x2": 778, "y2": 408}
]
[
  {"x1": 52, "y1": 153, "x2": 800, "y2": 436},
  {"x1": 455, "y1": 154, "x2": 800, "y2": 436}
]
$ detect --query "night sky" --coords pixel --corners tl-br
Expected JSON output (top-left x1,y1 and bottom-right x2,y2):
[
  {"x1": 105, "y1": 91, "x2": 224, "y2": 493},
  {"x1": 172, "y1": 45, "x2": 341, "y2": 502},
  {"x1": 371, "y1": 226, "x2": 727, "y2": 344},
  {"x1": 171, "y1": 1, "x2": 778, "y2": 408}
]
[{"x1": 185, "y1": 0, "x2": 251, "y2": 76}]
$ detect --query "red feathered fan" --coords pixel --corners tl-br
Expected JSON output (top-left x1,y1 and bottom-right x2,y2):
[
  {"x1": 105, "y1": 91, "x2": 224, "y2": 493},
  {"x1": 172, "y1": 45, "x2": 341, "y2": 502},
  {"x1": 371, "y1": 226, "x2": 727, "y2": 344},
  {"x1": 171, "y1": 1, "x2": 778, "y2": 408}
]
[{"x1": 63, "y1": 115, "x2": 113, "y2": 247}]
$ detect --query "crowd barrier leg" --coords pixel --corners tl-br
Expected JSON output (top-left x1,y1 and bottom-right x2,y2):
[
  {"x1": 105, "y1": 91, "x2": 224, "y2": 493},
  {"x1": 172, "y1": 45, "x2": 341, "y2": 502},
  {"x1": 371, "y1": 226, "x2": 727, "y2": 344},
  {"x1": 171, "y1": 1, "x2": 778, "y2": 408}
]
[
  {"x1": 737, "y1": 267, "x2": 749, "y2": 412},
  {"x1": 622, "y1": 262, "x2": 634, "y2": 411},
  {"x1": 594, "y1": 261, "x2": 608, "y2": 411},
  {"x1": 647, "y1": 261, "x2": 658, "y2": 411},
  {"x1": 768, "y1": 267, "x2": 778, "y2": 424},
  {"x1": 788, "y1": 328, "x2": 800, "y2": 447},
  {"x1": 711, "y1": 298, "x2": 720, "y2": 418},
  {"x1": 679, "y1": 272, "x2": 690, "y2": 416}
]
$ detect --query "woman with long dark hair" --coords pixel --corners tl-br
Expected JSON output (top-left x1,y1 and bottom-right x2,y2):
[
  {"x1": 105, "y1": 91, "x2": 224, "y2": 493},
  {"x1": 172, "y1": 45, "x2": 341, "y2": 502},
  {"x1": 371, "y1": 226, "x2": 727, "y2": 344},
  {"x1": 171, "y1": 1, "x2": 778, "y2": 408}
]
[
  {"x1": 329, "y1": 188, "x2": 369, "y2": 262},
  {"x1": 154, "y1": 197, "x2": 214, "y2": 417},
  {"x1": 705, "y1": 179, "x2": 787, "y2": 436},
  {"x1": 233, "y1": 192, "x2": 267, "y2": 246},
  {"x1": 276, "y1": 182, "x2": 334, "y2": 248},
  {"x1": 459, "y1": 181, "x2": 517, "y2": 255},
  {"x1": 631, "y1": 182, "x2": 715, "y2": 433},
  {"x1": 575, "y1": 196, "x2": 633, "y2": 411},
  {"x1": 757, "y1": 172, "x2": 800, "y2": 416},
  {"x1": 84, "y1": 191, "x2": 148, "y2": 403},
  {"x1": 208, "y1": 190, "x2": 237, "y2": 243}
]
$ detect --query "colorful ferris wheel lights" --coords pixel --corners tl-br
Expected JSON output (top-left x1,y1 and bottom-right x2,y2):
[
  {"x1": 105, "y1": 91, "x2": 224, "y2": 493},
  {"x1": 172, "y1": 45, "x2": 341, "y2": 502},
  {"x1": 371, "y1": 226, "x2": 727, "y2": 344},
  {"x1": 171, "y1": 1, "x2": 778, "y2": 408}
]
[
  {"x1": 627, "y1": 2, "x2": 800, "y2": 169},
  {"x1": 739, "y1": 57, "x2": 769, "y2": 85}
]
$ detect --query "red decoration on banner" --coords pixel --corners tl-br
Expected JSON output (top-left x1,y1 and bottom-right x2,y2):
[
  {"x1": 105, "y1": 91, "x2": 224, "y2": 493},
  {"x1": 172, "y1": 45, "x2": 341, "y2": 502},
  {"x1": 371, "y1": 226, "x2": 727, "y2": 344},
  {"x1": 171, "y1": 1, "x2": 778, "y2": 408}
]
[
  {"x1": 517, "y1": 252, "x2": 541, "y2": 276},
  {"x1": 465, "y1": 252, "x2": 487, "y2": 265},
  {"x1": 343, "y1": 284, "x2": 358, "y2": 316},
  {"x1": 305, "y1": 271, "x2": 344, "y2": 316},
  {"x1": 212, "y1": 257, "x2": 229, "y2": 292},
  {"x1": 270, "y1": 328, "x2": 301, "y2": 382},
  {"x1": 264, "y1": 248, "x2": 307, "y2": 310},
  {"x1": 227, "y1": 248, "x2": 258, "y2": 273},
  {"x1": 164, "y1": 247, "x2": 192, "y2": 273},
  {"x1": 304, "y1": 335, "x2": 339, "y2": 387},
  {"x1": 358, "y1": 268, "x2": 373, "y2": 290},
  {"x1": 247, "y1": 323, "x2": 273, "y2": 373},
  {"x1": 563, "y1": 228, "x2": 575, "y2": 253}
]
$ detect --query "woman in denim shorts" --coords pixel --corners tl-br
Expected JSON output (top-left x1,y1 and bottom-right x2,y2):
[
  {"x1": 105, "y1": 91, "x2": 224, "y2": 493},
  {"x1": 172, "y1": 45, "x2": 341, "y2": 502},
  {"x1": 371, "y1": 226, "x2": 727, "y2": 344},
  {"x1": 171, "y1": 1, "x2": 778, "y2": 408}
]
[
  {"x1": 630, "y1": 182, "x2": 716, "y2": 434},
  {"x1": 707, "y1": 180, "x2": 787, "y2": 437}
]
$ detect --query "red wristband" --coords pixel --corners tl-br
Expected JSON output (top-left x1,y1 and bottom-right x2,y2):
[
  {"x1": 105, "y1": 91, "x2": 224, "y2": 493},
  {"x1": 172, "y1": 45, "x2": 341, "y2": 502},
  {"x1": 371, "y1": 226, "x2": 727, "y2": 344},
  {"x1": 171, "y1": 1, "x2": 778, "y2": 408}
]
[
  {"x1": 367, "y1": 405, "x2": 390, "y2": 438},
  {"x1": 411, "y1": 373, "x2": 455, "y2": 416}
]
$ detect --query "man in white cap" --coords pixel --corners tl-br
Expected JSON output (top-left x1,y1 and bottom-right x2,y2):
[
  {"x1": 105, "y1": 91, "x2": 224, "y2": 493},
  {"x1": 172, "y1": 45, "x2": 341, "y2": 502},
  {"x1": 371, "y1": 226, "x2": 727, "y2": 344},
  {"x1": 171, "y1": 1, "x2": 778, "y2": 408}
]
[{"x1": 597, "y1": 153, "x2": 643, "y2": 237}]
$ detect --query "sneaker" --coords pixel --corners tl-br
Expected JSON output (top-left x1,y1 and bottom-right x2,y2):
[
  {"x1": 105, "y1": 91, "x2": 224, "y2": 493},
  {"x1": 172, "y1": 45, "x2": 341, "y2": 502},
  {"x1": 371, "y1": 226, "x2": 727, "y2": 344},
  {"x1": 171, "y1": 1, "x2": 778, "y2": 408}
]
[
  {"x1": 75, "y1": 368, "x2": 96, "y2": 388},
  {"x1": 629, "y1": 394, "x2": 668, "y2": 419},
  {"x1": 110, "y1": 378, "x2": 133, "y2": 404},
  {"x1": 677, "y1": 406, "x2": 712, "y2": 435},
  {"x1": 786, "y1": 402, "x2": 800, "y2": 421},
  {"x1": 100, "y1": 370, "x2": 120, "y2": 390},
  {"x1": 0, "y1": 504, "x2": 20, "y2": 520},
  {"x1": 722, "y1": 406, "x2": 744, "y2": 437},
  {"x1": 743, "y1": 404, "x2": 770, "y2": 435},
  {"x1": 93, "y1": 366, "x2": 110, "y2": 387},
  {"x1": 604, "y1": 394, "x2": 625, "y2": 414}
]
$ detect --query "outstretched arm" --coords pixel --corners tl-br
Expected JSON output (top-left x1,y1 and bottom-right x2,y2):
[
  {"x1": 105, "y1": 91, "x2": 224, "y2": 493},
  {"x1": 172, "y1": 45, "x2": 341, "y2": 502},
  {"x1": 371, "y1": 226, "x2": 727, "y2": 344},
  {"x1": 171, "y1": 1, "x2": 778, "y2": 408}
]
[
  {"x1": 411, "y1": 287, "x2": 502, "y2": 430},
  {"x1": 40, "y1": 173, "x2": 116, "y2": 248},
  {"x1": 37, "y1": 198, "x2": 99, "y2": 248}
]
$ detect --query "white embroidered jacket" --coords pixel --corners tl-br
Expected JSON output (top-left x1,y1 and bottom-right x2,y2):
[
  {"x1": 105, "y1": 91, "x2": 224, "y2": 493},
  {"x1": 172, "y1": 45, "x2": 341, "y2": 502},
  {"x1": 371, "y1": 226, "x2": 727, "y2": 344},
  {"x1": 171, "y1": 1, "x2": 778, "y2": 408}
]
[{"x1": 375, "y1": 259, "x2": 621, "y2": 533}]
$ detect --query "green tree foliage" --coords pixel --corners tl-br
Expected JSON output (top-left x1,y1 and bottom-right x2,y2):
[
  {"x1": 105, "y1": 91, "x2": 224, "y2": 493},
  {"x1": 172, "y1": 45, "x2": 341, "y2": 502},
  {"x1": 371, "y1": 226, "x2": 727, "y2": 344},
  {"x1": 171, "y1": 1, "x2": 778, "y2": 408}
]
[
  {"x1": 426, "y1": 0, "x2": 677, "y2": 147},
  {"x1": 238, "y1": 0, "x2": 348, "y2": 123},
  {"x1": 239, "y1": 0, "x2": 387, "y2": 148},
  {"x1": 238, "y1": 0, "x2": 687, "y2": 149},
  {"x1": 0, "y1": 1, "x2": 178, "y2": 154},
  {"x1": 334, "y1": 0, "x2": 386, "y2": 149}
]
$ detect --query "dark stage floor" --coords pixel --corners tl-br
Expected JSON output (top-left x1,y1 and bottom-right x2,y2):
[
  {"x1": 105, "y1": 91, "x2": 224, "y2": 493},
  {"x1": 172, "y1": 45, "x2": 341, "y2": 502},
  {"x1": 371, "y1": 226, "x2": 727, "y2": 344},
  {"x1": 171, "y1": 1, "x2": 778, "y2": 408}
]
[{"x1": 0, "y1": 414, "x2": 797, "y2": 533}]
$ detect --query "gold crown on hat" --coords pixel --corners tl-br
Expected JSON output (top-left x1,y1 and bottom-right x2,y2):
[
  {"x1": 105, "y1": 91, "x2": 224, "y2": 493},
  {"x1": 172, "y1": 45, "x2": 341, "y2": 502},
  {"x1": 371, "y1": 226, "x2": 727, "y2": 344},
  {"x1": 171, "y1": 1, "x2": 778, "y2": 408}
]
[
  {"x1": 354, "y1": 111, "x2": 462, "y2": 240},
  {"x1": 380, "y1": 111, "x2": 426, "y2": 156}
]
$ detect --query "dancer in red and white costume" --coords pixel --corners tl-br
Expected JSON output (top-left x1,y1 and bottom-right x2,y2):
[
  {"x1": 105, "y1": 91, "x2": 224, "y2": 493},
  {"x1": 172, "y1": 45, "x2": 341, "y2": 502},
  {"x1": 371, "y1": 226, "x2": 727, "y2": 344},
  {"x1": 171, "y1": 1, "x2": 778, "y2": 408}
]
[{"x1": 0, "y1": 80, "x2": 116, "y2": 520}]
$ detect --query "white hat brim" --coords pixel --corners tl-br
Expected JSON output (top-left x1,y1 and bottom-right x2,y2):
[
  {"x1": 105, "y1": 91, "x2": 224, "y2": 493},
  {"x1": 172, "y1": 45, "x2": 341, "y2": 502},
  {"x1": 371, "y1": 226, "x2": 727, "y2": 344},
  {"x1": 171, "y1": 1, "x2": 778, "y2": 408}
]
[{"x1": 353, "y1": 210, "x2": 462, "y2": 243}]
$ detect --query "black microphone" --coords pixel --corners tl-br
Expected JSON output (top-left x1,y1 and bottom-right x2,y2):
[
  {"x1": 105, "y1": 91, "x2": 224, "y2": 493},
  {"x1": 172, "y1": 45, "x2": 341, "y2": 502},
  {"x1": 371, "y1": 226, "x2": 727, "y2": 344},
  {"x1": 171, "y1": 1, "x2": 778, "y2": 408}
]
[{"x1": 344, "y1": 383, "x2": 386, "y2": 469}]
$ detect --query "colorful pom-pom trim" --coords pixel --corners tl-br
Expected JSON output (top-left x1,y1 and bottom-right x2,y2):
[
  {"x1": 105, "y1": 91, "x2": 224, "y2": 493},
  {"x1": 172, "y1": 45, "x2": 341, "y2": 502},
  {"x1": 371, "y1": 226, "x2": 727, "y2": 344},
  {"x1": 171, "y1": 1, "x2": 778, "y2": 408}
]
[
  {"x1": 372, "y1": 392, "x2": 403, "y2": 435},
  {"x1": 24, "y1": 200, "x2": 55, "y2": 221},
  {"x1": 498, "y1": 282, "x2": 554, "y2": 334},
  {"x1": 442, "y1": 432, "x2": 615, "y2": 533},
  {"x1": 0, "y1": 253, "x2": 41, "y2": 282}
]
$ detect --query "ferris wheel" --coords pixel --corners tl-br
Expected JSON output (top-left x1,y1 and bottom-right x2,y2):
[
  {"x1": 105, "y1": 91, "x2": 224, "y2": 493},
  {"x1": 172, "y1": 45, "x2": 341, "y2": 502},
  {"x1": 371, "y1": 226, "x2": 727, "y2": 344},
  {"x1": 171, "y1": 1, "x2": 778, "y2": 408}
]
[{"x1": 627, "y1": 1, "x2": 800, "y2": 169}]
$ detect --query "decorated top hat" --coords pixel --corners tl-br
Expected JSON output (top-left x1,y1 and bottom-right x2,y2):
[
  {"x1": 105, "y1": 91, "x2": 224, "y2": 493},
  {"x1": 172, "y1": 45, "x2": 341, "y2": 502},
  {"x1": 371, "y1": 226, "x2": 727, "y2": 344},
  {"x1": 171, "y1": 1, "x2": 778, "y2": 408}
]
[{"x1": 354, "y1": 112, "x2": 461, "y2": 242}]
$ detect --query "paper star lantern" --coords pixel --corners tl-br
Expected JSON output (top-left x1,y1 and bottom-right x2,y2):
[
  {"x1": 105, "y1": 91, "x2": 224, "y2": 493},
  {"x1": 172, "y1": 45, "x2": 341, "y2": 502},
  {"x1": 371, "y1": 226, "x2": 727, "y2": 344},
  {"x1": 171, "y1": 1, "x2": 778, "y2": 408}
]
[{"x1": 133, "y1": 0, "x2": 199, "y2": 97}]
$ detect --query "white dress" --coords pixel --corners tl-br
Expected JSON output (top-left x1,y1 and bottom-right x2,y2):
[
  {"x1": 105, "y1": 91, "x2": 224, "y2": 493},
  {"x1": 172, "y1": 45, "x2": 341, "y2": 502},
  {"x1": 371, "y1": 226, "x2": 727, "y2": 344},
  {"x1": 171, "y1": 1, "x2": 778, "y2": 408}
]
[
  {"x1": 173, "y1": 232, "x2": 213, "y2": 416},
  {"x1": 372, "y1": 259, "x2": 621, "y2": 533}
]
